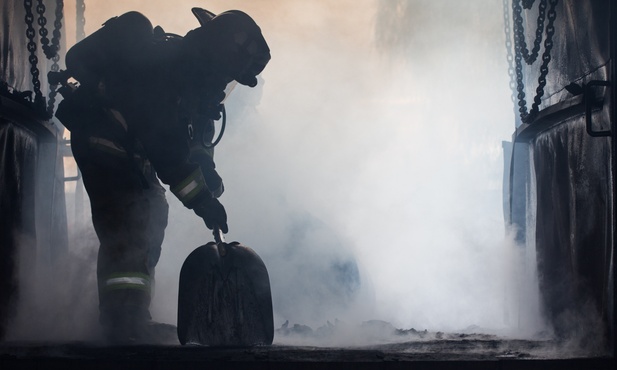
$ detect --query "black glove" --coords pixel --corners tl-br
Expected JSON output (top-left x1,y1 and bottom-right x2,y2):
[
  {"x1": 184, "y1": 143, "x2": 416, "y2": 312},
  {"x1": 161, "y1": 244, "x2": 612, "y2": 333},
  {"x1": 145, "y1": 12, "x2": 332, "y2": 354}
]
[{"x1": 193, "y1": 196, "x2": 228, "y2": 233}]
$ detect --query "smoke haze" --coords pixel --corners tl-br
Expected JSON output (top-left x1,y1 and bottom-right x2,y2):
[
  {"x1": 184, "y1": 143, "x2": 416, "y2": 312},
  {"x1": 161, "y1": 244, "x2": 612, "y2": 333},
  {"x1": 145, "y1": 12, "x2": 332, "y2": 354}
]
[{"x1": 9, "y1": 0, "x2": 548, "y2": 345}]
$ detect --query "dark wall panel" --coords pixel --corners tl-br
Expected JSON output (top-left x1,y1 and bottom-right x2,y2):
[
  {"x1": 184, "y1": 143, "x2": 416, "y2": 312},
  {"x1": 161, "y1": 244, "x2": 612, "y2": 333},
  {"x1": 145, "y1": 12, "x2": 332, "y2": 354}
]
[
  {"x1": 0, "y1": 0, "x2": 68, "y2": 340},
  {"x1": 533, "y1": 117, "x2": 612, "y2": 340},
  {"x1": 0, "y1": 120, "x2": 38, "y2": 339},
  {"x1": 512, "y1": 0, "x2": 614, "y2": 347}
]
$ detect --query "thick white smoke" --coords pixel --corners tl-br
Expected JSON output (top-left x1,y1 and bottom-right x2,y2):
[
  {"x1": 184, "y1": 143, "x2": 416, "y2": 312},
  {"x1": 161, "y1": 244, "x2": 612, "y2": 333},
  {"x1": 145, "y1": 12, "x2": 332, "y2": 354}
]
[
  {"x1": 153, "y1": 0, "x2": 546, "y2": 340},
  {"x1": 9, "y1": 0, "x2": 549, "y2": 345}
]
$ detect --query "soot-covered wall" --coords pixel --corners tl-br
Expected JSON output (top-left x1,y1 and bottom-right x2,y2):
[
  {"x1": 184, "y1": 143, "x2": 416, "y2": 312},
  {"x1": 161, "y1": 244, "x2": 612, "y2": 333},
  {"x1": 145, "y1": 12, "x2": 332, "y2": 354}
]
[
  {"x1": 0, "y1": 122, "x2": 38, "y2": 339},
  {"x1": 511, "y1": 0, "x2": 613, "y2": 345},
  {"x1": 0, "y1": 0, "x2": 68, "y2": 340}
]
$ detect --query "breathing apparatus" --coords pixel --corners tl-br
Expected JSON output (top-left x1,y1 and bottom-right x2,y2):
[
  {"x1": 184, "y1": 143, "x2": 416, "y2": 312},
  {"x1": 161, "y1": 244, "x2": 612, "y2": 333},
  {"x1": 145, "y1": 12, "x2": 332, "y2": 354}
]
[
  {"x1": 185, "y1": 7, "x2": 271, "y2": 146},
  {"x1": 51, "y1": 7, "x2": 270, "y2": 149}
]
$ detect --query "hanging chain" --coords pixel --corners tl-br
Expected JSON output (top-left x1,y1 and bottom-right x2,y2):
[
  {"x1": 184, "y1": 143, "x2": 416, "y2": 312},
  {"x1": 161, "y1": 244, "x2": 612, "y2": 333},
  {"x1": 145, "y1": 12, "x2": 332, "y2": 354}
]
[
  {"x1": 522, "y1": 0, "x2": 536, "y2": 9},
  {"x1": 512, "y1": 0, "x2": 558, "y2": 124},
  {"x1": 76, "y1": 0, "x2": 86, "y2": 42},
  {"x1": 503, "y1": 0, "x2": 519, "y2": 127},
  {"x1": 513, "y1": 0, "x2": 547, "y2": 65},
  {"x1": 24, "y1": 0, "x2": 45, "y2": 113},
  {"x1": 23, "y1": 0, "x2": 64, "y2": 118},
  {"x1": 529, "y1": 0, "x2": 557, "y2": 117},
  {"x1": 50, "y1": 0, "x2": 63, "y2": 58},
  {"x1": 35, "y1": 0, "x2": 53, "y2": 58},
  {"x1": 46, "y1": 0, "x2": 64, "y2": 117}
]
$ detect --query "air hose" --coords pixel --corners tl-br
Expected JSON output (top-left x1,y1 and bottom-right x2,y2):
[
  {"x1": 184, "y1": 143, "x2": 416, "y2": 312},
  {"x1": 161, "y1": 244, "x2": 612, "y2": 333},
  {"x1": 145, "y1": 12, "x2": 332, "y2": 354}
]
[{"x1": 204, "y1": 104, "x2": 226, "y2": 148}]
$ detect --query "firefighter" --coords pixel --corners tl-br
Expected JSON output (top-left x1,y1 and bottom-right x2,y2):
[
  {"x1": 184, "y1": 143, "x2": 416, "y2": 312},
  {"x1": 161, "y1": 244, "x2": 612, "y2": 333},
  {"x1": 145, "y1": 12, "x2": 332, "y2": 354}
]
[{"x1": 54, "y1": 9, "x2": 270, "y2": 343}]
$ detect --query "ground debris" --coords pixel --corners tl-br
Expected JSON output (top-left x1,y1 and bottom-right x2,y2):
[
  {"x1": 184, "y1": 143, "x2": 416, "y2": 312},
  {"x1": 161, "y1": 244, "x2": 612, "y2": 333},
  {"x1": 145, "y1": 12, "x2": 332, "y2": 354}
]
[{"x1": 273, "y1": 318, "x2": 502, "y2": 347}]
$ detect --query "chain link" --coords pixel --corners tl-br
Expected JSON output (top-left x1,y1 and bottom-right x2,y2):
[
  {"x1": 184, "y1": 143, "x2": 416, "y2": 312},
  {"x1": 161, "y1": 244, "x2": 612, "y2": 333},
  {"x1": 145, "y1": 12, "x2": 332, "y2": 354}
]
[
  {"x1": 513, "y1": 0, "x2": 547, "y2": 65},
  {"x1": 511, "y1": 0, "x2": 558, "y2": 124},
  {"x1": 35, "y1": 0, "x2": 52, "y2": 57},
  {"x1": 522, "y1": 0, "x2": 535, "y2": 9},
  {"x1": 503, "y1": 0, "x2": 519, "y2": 126},
  {"x1": 50, "y1": 0, "x2": 63, "y2": 58},
  {"x1": 34, "y1": 0, "x2": 62, "y2": 59},
  {"x1": 530, "y1": 0, "x2": 557, "y2": 116},
  {"x1": 23, "y1": 0, "x2": 64, "y2": 117},
  {"x1": 47, "y1": 0, "x2": 64, "y2": 117},
  {"x1": 24, "y1": 0, "x2": 45, "y2": 112},
  {"x1": 76, "y1": 0, "x2": 86, "y2": 41}
]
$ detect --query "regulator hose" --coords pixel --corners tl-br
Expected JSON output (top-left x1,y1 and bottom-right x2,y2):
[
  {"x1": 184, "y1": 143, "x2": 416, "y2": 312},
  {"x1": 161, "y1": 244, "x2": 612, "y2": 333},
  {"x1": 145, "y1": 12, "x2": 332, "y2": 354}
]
[{"x1": 204, "y1": 104, "x2": 226, "y2": 148}]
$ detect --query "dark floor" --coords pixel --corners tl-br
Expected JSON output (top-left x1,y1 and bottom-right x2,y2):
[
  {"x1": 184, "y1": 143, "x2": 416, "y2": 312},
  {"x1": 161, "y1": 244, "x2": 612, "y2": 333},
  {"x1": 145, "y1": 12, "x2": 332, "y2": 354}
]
[{"x1": 1, "y1": 338, "x2": 614, "y2": 370}]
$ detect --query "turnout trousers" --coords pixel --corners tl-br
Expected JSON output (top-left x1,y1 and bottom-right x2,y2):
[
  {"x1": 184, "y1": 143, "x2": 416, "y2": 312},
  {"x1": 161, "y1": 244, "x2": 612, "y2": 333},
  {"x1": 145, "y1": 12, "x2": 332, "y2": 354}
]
[{"x1": 70, "y1": 116, "x2": 169, "y2": 333}]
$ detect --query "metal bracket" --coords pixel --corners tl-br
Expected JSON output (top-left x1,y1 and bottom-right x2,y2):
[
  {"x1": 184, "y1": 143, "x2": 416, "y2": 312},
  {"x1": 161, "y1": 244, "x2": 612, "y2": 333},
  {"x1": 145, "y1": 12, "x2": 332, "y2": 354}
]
[
  {"x1": 213, "y1": 227, "x2": 227, "y2": 257},
  {"x1": 585, "y1": 80, "x2": 611, "y2": 137},
  {"x1": 64, "y1": 169, "x2": 81, "y2": 182}
]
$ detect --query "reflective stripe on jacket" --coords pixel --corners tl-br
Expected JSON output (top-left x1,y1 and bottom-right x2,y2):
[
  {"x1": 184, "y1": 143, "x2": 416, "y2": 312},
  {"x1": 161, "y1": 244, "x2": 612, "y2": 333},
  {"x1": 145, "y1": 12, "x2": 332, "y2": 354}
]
[{"x1": 170, "y1": 167, "x2": 207, "y2": 207}]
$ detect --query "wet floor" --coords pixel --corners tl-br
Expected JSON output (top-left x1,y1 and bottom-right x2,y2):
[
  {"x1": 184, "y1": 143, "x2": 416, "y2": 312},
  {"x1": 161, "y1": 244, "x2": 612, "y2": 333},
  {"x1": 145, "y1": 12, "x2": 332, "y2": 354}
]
[{"x1": 1, "y1": 336, "x2": 614, "y2": 370}]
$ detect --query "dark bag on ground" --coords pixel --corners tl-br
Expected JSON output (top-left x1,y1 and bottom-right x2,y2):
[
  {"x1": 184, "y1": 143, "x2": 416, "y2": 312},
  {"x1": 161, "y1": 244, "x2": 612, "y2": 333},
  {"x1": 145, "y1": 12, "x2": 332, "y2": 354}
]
[{"x1": 177, "y1": 236, "x2": 274, "y2": 346}]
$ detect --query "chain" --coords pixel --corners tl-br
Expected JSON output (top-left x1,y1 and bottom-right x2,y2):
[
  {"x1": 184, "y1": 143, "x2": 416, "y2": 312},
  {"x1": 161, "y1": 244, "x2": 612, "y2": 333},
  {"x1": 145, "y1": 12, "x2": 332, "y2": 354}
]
[
  {"x1": 24, "y1": 0, "x2": 45, "y2": 113},
  {"x1": 512, "y1": 0, "x2": 558, "y2": 124},
  {"x1": 76, "y1": 0, "x2": 86, "y2": 41},
  {"x1": 47, "y1": 0, "x2": 64, "y2": 117},
  {"x1": 50, "y1": 0, "x2": 63, "y2": 58},
  {"x1": 34, "y1": 0, "x2": 62, "y2": 59},
  {"x1": 530, "y1": 0, "x2": 557, "y2": 118},
  {"x1": 522, "y1": 0, "x2": 535, "y2": 9},
  {"x1": 35, "y1": 0, "x2": 53, "y2": 59},
  {"x1": 503, "y1": 0, "x2": 519, "y2": 127},
  {"x1": 513, "y1": 0, "x2": 547, "y2": 65}
]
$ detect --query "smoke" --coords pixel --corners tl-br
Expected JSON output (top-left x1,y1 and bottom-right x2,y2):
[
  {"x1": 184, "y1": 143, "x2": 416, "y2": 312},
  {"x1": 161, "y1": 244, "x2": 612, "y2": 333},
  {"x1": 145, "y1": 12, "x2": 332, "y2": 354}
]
[
  {"x1": 6, "y1": 201, "x2": 101, "y2": 342},
  {"x1": 9, "y1": 0, "x2": 553, "y2": 346},
  {"x1": 151, "y1": 0, "x2": 543, "y2": 341}
]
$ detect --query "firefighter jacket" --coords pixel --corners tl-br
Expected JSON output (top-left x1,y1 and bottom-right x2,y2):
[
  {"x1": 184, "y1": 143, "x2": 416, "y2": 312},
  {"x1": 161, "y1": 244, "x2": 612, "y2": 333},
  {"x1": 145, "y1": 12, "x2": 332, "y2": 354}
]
[{"x1": 57, "y1": 16, "x2": 225, "y2": 209}]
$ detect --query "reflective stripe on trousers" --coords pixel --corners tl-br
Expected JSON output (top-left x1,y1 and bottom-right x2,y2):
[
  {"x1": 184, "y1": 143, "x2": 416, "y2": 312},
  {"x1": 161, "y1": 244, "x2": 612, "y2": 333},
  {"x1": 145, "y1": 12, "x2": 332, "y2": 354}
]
[{"x1": 103, "y1": 272, "x2": 151, "y2": 293}]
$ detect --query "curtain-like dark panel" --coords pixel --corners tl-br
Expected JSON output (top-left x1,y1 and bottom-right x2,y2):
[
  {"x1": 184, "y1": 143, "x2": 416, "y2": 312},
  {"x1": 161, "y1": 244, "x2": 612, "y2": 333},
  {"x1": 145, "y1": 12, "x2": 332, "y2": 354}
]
[
  {"x1": 533, "y1": 117, "x2": 612, "y2": 339},
  {"x1": 0, "y1": 119, "x2": 38, "y2": 339},
  {"x1": 512, "y1": 0, "x2": 613, "y2": 346}
]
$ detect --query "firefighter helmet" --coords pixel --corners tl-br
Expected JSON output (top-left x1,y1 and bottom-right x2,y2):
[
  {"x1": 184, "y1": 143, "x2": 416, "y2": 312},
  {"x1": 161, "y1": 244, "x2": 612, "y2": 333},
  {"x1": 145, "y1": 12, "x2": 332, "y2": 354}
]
[{"x1": 183, "y1": 9, "x2": 271, "y2": 87}]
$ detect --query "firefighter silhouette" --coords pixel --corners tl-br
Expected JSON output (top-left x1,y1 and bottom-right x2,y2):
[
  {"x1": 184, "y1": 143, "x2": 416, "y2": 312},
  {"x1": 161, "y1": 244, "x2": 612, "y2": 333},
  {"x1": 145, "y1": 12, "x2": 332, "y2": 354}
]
[{"x1": 54, "y1": 8, "x2": 270, "y2": 343}]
